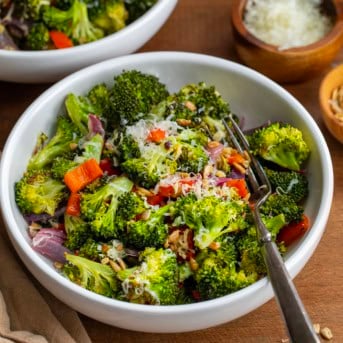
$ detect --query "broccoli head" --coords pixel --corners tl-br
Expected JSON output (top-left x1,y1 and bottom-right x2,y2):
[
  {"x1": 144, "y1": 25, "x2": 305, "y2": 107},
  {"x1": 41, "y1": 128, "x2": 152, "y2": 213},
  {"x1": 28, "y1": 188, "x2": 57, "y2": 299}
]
[
  {"x1": 121, "y1": 144, "x2": 177, "y2": 189},
  {"x1": 88, "y1": 0, "x2": 128, "y2": 33},
  {"x1": 265, "y1": 168, "x2": 309, "y2": 202},
  {"x1": 63, "y1": 253, "x2": 119, "y2": 297},
  {"x1": 80, "y1": 176, "x2": 133, "y2": 238},
  {"x1": 117, "y1": 133, "x2": 141, "y2": 162},
  {"x1": 24, "y1": 0, "x2": 51, "y2": 20},
  {"x1": 154, "y1": 82, "x2": 230, "y2": 122},
  {"x1": 126, "y1": 203, "x2": 171, "y2": 249},
  {"x1": 87, "y1": 83, "x2": 112, "y2": 118},
  {"x1": 51, "y1": 156, "x2": 78, "y2": 180},
  {"x1": 260, "y1": 193, "x2": 304, "y2": 224},
  {"x1": 28, "y1": 116, "x2": 79, "y2": 171},
  {"x1": 117, "y1": 247, "x2": 178, "y2": 305},
  {"x1": 26, "y1": 22, "x2": 50, "y2": 50},
  {"x1": 64, "y1": 213, "x2": 91, "y2": 251},
  {"x1": 42, "y1": 0, "x2": 104, "y2": 45},
  {"x1": 195, "y1": 238, "x2": 257, "y2": 300},
  {"x1": 176, "y1": 142, "x2": 209, "y2": 173},
  {"x1": 124, "y1": 0, "x2": 157, "y2": 24},
  {"x1": 247, "y1": 122, "x2": 310, "y2": 171},
  {"x1": 110, "y1": 70, "x2": 169, "y2": 126},
  {"x1": 15, "y1": 170, "x2": 67, "y2": 216},
  {"x1": 181, "y1": 196, "x2": 249, "y2": 249}
]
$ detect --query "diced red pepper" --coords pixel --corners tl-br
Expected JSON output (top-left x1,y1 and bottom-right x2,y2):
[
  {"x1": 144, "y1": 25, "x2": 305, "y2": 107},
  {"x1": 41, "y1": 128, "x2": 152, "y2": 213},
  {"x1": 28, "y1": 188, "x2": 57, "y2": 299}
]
[
  {"x1": 49, "y1": 30, "x2": 74, "y2": 49},
  {"x1": 225, "y1": 178, "x2": 249, "y2": 198},
  {"x1": 99, "y1": 158, "x2": 120, "y2": 176},
  {"x1": 147, "y1": 128, "x2": 166, "y2": 143},
  {"x1": 227, "y1": 152, "x2": 245, "y2": 165},
  {"x1": 147, "y1": 194, "x2": 165, "y2": 206},
  {"x1": 66, "y1": 192, "x2": 81, "y2": 216},
  {"x1": 277, "y1": 215, "x2": 310, "y2": 247}
]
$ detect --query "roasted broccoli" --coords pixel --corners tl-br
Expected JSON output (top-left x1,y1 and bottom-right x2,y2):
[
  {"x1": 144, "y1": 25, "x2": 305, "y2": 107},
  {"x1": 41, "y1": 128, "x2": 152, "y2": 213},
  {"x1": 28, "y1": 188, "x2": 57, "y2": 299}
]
[
  {"x1": 81, "y1": 176, "x2": 133, "y2": 238},
  {"x1": 260, "y1": 193, "x2": 304, "y2": 224},
  {"x1": 24, "y1": 0, "x2": 51, "y2": 20},
  {"x1": 181, "y1": 196, "x2": 248, "y2": 249},
  {"x1": 26, "y1": 22, "x2": 50, "y2": 50},
  {"x1": 117, "y1": 247, "x2": 178, "y2": 305},
  {"x1": 126, "y1": 204, "x2": 172, "y2": 249},
  {"x1": 15, "y1": 170, "x2": 67, "y2": 216},
  {"x1": 28, "y1": 116, "x2": 79, "y2": 170},
  {"x1": 121, "y1": 144, "x2": 177, "y2": 189},
  {"x1": 87, "y1": 83, "x2": 112, "y2": 119},
  {"x1": 110, "y1": 70, "x2": 169, "y2": 126},
  {"x1": 265, "y1": 168, "x2": 309, "y2": 202},
  {"x1": 176, "y1": 142, "x2": 209, "y2": 173},
  {"x1": 117, "y1": 133, "x2": 141, "y2": 162},
  {"x1": 124, "y1": 0, "x2": 157, "y2": 24},
  {"x1": 87, "y1": 0, "x2": 128, "y2": 34},
  {"x1": 247, "y1": 122, "x2": 310, "y2": 171},
  {"x1": 195, "y1": 237, "x2": 257, "y2": 300},
  {"x1": 64, "y1": 213, "x2": 91, "y2": 251},
  {"x1": 116, "y1": 192, "x2": 146, "y2": 223},
  {"x1": 63, "y1": 253, "x2": 119, "y2": 297},
  {"x1": 51, "y1": 156, "x2": 78, "y2": 179},
  {"x1": 42, "y1": 0, "x2": 104, "y2": 45},
  {"x1": 75, "y1": 133, "x2": 104, "y2": 164}
]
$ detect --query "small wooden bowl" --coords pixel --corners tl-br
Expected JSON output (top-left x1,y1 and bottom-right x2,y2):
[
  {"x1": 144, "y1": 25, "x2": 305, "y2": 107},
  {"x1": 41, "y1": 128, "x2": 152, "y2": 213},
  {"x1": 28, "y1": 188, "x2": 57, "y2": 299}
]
[
  {"x1": 231, "y1": 0, "x2": 343, "y2": 83},
  {"x1": 319, "y1": 64, "x2": 343, "y2": 143}
]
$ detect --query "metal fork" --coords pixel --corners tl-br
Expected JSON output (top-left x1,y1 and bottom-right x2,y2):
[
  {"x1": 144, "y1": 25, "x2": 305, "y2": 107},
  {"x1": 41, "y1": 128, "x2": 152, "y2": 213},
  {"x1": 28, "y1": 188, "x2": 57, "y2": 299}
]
[{"x1": 222, "y1": 114, "x2": 319, "y2": 343}]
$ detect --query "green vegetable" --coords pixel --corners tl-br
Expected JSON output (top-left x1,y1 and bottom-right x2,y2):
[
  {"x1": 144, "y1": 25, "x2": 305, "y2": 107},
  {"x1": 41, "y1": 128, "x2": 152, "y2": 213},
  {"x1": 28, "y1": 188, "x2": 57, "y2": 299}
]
[
  {"x1": 247, "y1": 122, "x2": 310, "y2": 171},
  {"x1": 26, "y1": 22, "x2": 50, "y2": 50},
  {"x1": 15, "y1": 170, "x2": 67, "y2": 216},
  {"x1": 64, "y1": 213, "x2": 91, "y2": 251}
]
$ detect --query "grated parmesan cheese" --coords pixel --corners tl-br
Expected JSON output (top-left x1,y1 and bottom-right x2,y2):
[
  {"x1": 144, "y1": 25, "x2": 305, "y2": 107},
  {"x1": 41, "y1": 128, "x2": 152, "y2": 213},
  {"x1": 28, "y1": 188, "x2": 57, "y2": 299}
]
[{"x1": 243, "y1": 0, "x2": 333, "y2": 50}]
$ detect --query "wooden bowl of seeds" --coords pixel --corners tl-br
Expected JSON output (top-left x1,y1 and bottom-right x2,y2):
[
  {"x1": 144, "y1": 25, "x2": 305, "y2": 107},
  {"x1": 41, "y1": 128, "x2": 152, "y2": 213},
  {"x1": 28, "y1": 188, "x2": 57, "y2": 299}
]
[{"x1": 319, "y1": 63, "x2": 343, "y2": 143}]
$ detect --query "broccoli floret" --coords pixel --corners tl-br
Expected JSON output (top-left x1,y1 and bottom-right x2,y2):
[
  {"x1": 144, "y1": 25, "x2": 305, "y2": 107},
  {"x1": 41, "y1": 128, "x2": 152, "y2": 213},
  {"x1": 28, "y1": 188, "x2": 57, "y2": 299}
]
[
  {"x1": 80, "y1": 176, "x2": 133, "y2": 238},
  {"x1": 26, "y1": 22, "x2": 50, "y2": 50},
  {"x1": 195, "y1": 238, "x2": 257, "y2": 300},
  {"x1": 116, "y1": 192, "x2": 146, "y2": 221},
  {"x1": 75, "y1": 133, "x2": 104, "y2": 164},
  {"x1": 110, "y1": 70, "x2": 169, "y2": 126},
  {"x1": 63, "y1": 253, "x2": 119, "y2": 297},
  {"x1": 65, "y1": 93, "x2": 100, "y2": 134},
  {"x1": 28, "y1": 116, "x2": 79, "y2": 170},
  {"x1": 78, "y1": 238, "x2": 126, "y2": 263},
  {"x1": 42, "y1": 0, "x2": 104, "y2": 45},
  {"x1": 236, "y1": 226, "x2": 266, "y2": 276},
  {"x1": 177, "y1": 128, "x2": 209, "y2": 146},
  {"x1": 51, "y1": 156, "x2": 78, "y2": 179},
  {"x1": 15, "y1": 170, "x2": 67, "y2": 216},
  {"x1": 176, "y1": 142, "x2": 209, "y2": 173},
  {"x1": 260, "y1": 193, "x2": 304, "y2": 224},
  {"x1": 247, "y1": 122, "x2": 310, "y2": 171},
  {"x1": 265, "y1": 168, "x2": 309, "y2": 202},
  {"x1": 181, "y1": 196, "x2": 248, "y2": 249},
  {"x1": 121, "y1": 144, "x2": 177, "y2": 189},
  {"x1": 117, "y1": 247, "x2": 178, "y2": 305},
  {"x1": 24, "y1": 0, "x2": 51, "y2": 20},
  {"x1": 154, "y1": 82, "x2": 230, "y2": 121},
  {"x1": 117, "y1": 133, "x2": 141, "y2": 162},
  {"x1": 126, "y1": 204, "x2": 172, "y2": 249},
  {"x1": 87, "y1": 0, "x2": 128, "y2": 33},
  {"x1": 64, "y1": 213, "x2": 91, "y2": 251},
  {"x1": 87, "y1": 83, "x2": 112, "y2": 118},
  {"x1": 124, "y1": 0, "x2": 158, "y2": 24}
]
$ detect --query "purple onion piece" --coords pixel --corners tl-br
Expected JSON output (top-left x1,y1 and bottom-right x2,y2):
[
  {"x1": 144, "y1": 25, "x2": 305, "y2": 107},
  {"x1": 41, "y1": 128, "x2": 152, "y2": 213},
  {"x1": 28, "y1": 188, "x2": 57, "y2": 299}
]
[
  {"x1": 32, "y1": 229, "x2": 70, "y2": 263},
  {"x1": 88, "y1": 114, "x2": 105, "y2": 138},
  {"x1": 227, "y1": 169, "x2": 246, "y2": 179},
  {"x1": 24, "y1": 206, "x2": 66, "y2": 224}
]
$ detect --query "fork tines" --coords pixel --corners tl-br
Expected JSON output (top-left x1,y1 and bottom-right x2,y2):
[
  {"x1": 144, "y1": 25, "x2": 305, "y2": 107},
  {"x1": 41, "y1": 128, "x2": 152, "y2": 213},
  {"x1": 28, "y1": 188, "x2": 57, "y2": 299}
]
[{"x1": 222, "y1": 114, "x2": 271, "y2": 206}]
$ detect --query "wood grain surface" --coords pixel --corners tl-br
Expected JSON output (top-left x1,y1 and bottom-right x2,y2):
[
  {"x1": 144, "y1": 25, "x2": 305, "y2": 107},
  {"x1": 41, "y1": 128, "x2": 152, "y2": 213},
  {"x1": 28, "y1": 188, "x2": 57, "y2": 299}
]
[{"x1": 0, "y1": 1, "x2": 342, "y2": 342}]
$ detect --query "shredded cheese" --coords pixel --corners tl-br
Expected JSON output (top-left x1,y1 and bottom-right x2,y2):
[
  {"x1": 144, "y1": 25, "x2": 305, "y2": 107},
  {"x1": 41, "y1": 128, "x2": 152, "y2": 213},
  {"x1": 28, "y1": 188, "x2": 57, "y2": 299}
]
[{"x1": 244, "y1": 0, "x2": 333, "y2": 50}]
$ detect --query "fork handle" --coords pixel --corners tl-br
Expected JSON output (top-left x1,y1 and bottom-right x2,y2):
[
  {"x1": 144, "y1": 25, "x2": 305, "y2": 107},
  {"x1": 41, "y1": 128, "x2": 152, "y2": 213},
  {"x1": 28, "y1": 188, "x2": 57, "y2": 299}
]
[{"x1": 260, "y1": 236, "x2": 319, "y2": 342}]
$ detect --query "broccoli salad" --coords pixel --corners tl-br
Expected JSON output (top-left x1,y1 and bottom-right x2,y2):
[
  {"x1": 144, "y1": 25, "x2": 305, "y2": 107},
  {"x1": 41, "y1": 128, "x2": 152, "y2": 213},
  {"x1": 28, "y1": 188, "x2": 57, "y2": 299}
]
[
  {"x1": 15, "y1": 70, "x2": 311, "y2": 305},
  {"x1": 0, "y1": 0, "x2": 157, "y2": 51}
]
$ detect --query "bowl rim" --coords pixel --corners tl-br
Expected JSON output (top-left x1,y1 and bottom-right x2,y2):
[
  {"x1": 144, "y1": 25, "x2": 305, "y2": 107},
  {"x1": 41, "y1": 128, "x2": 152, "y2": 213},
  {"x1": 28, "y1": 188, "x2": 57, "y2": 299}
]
[
  {"x1": 0, "y1": 0, "x2": 175, "y2": 58},
  {"x1": 0, "y1": 51, "x2": 334, "y2": 315},
  {"x1": 231, "y1": 0, "x2": 343, "y2": 54}
]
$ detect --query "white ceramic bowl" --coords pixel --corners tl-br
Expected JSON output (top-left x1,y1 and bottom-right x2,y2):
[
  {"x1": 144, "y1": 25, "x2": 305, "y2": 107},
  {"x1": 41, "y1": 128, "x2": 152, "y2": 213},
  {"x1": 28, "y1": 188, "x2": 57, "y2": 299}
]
[
  {"x1": 0, "y1": 52, "x2": 333, "y2": 333},
  {"x1": 0, "y1": 0, "x2": 177, "y2": 83}
]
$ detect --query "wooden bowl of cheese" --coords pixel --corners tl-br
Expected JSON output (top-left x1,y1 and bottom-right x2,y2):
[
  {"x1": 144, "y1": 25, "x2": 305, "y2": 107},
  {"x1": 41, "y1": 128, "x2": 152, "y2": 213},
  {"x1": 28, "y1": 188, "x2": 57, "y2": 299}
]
[{"x1": 231, "y1": 0, "x2": 343, "y2": 83}]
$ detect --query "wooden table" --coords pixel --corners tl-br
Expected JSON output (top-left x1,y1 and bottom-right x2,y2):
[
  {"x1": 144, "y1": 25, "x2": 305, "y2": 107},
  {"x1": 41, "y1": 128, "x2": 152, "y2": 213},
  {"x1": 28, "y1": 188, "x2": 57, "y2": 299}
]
[{"x1": 0, "y1": 1, "x2": 342, "y2": 342}]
